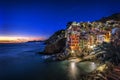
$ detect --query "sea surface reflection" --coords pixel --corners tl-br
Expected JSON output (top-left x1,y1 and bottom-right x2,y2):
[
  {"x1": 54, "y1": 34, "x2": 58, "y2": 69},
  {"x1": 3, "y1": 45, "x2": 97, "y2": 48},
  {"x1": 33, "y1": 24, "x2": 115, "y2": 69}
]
[{"x1": 68, "y1": 62, "x2": 78, "y2": 80}]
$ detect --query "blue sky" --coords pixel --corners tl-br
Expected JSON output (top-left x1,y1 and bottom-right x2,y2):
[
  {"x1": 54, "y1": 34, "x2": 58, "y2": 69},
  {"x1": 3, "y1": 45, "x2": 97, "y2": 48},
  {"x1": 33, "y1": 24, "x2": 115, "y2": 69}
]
[{"x1": 0, "y1": 0, "x2": 120, "y2": 39}]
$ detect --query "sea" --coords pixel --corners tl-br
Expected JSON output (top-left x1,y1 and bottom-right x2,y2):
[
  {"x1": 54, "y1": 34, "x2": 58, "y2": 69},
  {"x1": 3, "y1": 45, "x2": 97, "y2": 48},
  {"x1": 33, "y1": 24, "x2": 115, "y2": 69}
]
[{"x1": 0, "y1": 42, "x2": 97, "y2": 80}]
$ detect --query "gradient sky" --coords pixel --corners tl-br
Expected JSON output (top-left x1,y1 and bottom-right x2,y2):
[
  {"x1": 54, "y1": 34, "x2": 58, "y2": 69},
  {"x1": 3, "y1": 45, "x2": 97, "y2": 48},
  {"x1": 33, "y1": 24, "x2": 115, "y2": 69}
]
[{"x1": 0, "y1": 0, "x2": 120, "y2": 39}]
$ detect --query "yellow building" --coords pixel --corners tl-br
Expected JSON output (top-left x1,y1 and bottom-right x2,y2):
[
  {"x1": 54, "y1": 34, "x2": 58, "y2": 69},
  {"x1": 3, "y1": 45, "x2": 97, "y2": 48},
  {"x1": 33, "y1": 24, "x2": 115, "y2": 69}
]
[{"x1": 104, "y1": 31, "x2": 111, "y2": 43}]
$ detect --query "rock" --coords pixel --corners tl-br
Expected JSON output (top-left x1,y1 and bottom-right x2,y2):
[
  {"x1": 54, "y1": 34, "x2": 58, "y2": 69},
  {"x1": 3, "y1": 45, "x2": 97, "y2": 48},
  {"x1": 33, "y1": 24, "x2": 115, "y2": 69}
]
[
  {"x1": 38, "y1": 29, "x2": 66, "y2": 55},
  {"x1": 44, "y1": 38, "x2": 66, "y2": 54},
  {"x1": 45, "y1": 29, "x2": 65, "y2": 44}
]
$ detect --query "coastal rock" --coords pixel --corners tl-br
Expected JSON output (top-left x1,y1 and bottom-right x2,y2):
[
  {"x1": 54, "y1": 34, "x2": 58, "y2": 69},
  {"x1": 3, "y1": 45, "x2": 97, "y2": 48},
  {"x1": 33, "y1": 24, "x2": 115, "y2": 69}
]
[
  {"x1": 39, "y1": 29, "x2": 66, "y2": 54},
  {"x1": 45, "y1": 29, "x2": 65, "y2": 44},
  {"x1": 44, "y1": 38, "x2": 66, "y2": 54}
]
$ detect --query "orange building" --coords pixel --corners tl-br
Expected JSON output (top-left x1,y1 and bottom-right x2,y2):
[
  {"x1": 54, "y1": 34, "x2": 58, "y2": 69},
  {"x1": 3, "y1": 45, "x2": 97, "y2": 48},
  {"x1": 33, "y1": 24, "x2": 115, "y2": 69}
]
[
  {"x1": 66, "y1": 22, "x2": 81, "y2": 55},
  {"x1": 69, "y1": 34, "x2": 80, "y2": 51}
]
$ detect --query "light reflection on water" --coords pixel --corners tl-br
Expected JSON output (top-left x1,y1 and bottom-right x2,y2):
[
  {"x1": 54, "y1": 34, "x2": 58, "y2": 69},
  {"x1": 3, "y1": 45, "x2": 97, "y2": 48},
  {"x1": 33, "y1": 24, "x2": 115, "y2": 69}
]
[{"x1": 68, "y1": 62, "x2": 79, "y2": 80}]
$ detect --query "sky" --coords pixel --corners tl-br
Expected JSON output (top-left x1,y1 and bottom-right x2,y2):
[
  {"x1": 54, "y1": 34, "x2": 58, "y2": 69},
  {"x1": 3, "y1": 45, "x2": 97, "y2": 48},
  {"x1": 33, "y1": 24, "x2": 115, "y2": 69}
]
[{"x1": 0, "y1": 0, "x2": 120, "y2": 39}]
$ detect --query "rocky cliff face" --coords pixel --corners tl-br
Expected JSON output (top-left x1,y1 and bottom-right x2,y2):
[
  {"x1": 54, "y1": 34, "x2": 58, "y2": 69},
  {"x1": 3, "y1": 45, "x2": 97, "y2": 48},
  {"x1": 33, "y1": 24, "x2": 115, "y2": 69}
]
[
  {"x1": 45, "y1": 29, "x2": 65, "y2": 44},
  {"x1": 43, "y1": 29, "x2": 66, "y2": 54},
  {"x1": 44, "y1": 38, "x2": 66, "y2": 54}
]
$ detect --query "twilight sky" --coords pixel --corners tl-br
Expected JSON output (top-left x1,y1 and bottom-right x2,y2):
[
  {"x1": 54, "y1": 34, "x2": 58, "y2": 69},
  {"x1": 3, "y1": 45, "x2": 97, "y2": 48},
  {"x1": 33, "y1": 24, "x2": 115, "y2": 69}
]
[{"x1": 0, "y1": 0, "x2": 120, "y2": 39}]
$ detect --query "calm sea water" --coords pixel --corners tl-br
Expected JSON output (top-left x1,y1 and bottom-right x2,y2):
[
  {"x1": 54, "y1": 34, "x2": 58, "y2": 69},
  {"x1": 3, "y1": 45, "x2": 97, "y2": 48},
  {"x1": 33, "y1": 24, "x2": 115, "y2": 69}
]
[{"x1": 0, "y1": 42, "x2": 97, "y2": 80}]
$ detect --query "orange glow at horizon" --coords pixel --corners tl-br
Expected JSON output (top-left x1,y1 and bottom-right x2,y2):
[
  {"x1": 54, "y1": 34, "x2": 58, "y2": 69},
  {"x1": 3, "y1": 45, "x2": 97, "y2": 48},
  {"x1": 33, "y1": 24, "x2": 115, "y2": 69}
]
[{"x1": 0, "y1": 36, "x2": 46, "y2": 43}]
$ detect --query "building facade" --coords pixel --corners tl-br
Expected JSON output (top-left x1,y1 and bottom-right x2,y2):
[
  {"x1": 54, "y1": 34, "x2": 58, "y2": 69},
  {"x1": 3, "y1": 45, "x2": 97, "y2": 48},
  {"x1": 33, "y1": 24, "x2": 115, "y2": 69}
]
[{"x1": 65, "y1": 21, "x2": 118, "y2": 56}]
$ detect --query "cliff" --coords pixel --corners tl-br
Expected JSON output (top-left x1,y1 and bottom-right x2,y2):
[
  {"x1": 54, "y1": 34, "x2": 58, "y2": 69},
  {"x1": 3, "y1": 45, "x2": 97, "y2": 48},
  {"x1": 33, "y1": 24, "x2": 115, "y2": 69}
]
[
  {"x1": 45, "y1": 29, "x2": 65, "y2": 44},
  {"x1": 42, "y1": 29, "x2": 66, "y2": 54}
]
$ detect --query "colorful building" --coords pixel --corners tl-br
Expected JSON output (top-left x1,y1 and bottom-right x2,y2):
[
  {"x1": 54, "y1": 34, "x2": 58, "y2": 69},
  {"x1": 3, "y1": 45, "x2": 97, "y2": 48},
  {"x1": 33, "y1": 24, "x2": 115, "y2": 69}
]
[
  {"x1": 65, "y1": 21, "x2": 117, "y2": 56},
  {"x1": 66, "y1": 22, "x2": 81, "y2": 56}
]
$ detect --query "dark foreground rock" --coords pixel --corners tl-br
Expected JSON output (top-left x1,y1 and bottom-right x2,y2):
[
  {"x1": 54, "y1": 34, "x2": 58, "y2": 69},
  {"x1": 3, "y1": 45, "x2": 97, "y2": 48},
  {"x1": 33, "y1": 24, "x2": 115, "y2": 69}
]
[
  {"x1": 38, "y1": 29, "x2": 66, "y2": 55},
  {"x1": 44, "y1": 38, "x2": 66, "y2": 54},
  {"x1": 45, "y1": 29, "x2": 65, "y2": 44}
]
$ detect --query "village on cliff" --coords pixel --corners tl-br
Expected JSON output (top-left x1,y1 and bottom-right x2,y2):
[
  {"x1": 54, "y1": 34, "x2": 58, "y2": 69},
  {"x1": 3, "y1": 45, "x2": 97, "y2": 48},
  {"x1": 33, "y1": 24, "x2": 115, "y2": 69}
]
[
  {"x1": 65, "y1": 20, "x2": 120, "y2": 57},
  {"x1": 42, "y1": 14, "x2": 120, "y2": 79}
]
